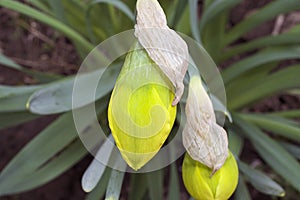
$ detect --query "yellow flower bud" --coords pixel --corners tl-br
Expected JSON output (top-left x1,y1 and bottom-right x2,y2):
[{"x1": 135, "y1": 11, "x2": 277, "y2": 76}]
[
  {"x1": 182, "y1": 151, "x2": 238, "y2": 200},
  {"x1": 108, "y1": 42, "x2": 176, "y2": 171}
]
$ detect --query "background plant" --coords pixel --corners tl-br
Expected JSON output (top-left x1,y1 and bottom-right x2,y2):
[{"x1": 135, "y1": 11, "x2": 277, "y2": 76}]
[{"x1": 0, "y1": 0, "x2": 300, "y2": 199}]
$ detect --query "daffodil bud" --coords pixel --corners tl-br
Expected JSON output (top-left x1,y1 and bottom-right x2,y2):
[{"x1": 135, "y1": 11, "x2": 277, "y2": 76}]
[
  {"x1": 183, "y1": 76, "x2": 228, "y2": 172},
  {"x1": 182, "y1": 151, "x2": 239, "y2": 200},
  {"x1": 108, "y1": 42, "x2": 176, "y2": 171}
]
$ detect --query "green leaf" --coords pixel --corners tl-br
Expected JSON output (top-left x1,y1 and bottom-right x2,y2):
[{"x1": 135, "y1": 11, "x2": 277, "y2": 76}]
[
  {"x1": 0, "y1": 112, "x2": 39, "y2": 130},
  {"x1": 27, "y1": 0, "x2": 53, "y2": 14},
  {"x1": 0, "y1": 98, "x2": 107, "y2": 195},
  {"x1": 199, "y1": 0, "x2": 241, "y2": 34},
  {"x1": 10, "y1": 138, "x2": 87, "y2": 193},
  {"x1": 105, "y1": 169, "x2": 125, "y2": 200},
  {"x1": 234, "y1": 115, "x2": 300, "y2": 192},
  {"x1": 224, "y1": 0, "x2": 300, "y2": 45},
  {"x1": 27, "y1": 63, "x2": 120, "y2": 114},
  {"x1": 86, "y1": 168, "x2": 112, "y2": 200},
  {"x1": 271, "y1": 110, "x2": 300, "y2": 118},
  {"x1": 0, "y1": 85, "x2": 42, "y2": 112},
  {"x1": 0, "y1": 0, "x2": 94, "y2": 53},
  {"x1": 227, "y1": 64, "x2": 300, "y2": 109},
  {"x1": 128, "y1": 174, "x2": 148, "y2": 200},
  {"x1": 85, "y1": 0, "x2": 134, "y2": 44},
  {"x1": 239, "y1": 161, "x2": 285, "y2": 197},
  {"x1": 168, "y1": 163, "x2": 180, "y2": 200},
  {"x1": 221, "y1": 33, "x2": 300, "y2": 62},
  {"x1": 240, "y1": 114, "x2": 300, "y2": 141},
  {"x1": 279, "y1": 141, "x2": 300, "y2": 160},
  {"x1": 82, "y1": 135, "x2": 114, "y2": 192},
  {"x1": 49, "y1": 0, "x2": 68, "y2": 24},
  {"x1": 188, "y1": 0, "x2": 201, "y2": 43},
  {"x1": 169, "y1": 0, "x2": 188, "y2": 29},
  {"x1": 0, "y1": 112, "x2": 79, "y2": 195},
  {"x1": 147, "y1": 169, "x2": 164, "y2": 200},
  {"x1": 0, "y1": 53, "x2": 22, "y2": 70},
  {"x1": 0, "y1": 54, "x2": 60, "y2": 83},
  {"x1": 228, "y1": 128, "x2": 244, "y2": 157},
  {"x1": 222, "y1": 46, "x2": 300, "y2": 84},
  {"x1": 234, "y1": 175, "x2": 251, "y2": 200},
  {"x1": 225, "y1": 62, "x2": 277, "y2": 103}
]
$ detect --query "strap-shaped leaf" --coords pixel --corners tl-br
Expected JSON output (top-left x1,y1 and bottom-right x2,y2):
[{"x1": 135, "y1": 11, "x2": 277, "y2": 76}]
[
  {"x1": 105, "y1": 169, "x2": 125, "y2": 200},
  {"x1": 221, "y1": 33, "x2": 300, "y2": 62},
  {"x1": 147, "y1": 169, "x2": 164, "y2": 200},
  {"x1": 240, "y1": 114, "x2": 300, "y2": 141},
  {"x1": 224, "y1": 0, "x2": 300, "y2": 44},
  {"x1": 188, "y1": 0, "x2": 201, "y2": 43},
  {"x1": 86, "y1": 168, "x2": 112, "y2": 200},
  {"x1": 0, "y1": 85, "x2": 42, "y2": 112},
  {"x1": 227, "y1": 64, "x2": 300, "y2": 109},
  {"x1": 0, "y1": 112, "x2": 39, "y2": 130},
  {"x1": 234, "y1": 115, "x2": 300, "y2": 192},
  {"x1": 128, "y1": 174, "x2": 148, "y2": 200},
  {"x1": 0, "y1": 112, "x2": 78, "y2": 195},
  {"x1": 27, "y1": 63, "x2": 120, "y2": 114},
  {"x1": 168, "y1": 163, "x2": 180, "y2": 200},
  {"x1": 239, "y1": 161, "x2": 285, "y2": 197},
  {"x1": 82, "y1": 135, "x2": 114, "y2": 192},
  {"x1": 234, "y1": 175, "x2": 251, "y2": 200},
  {"x1": 222, "y1": 46, "x2": 300, "y2": 84},
  {"x1": 279, "y1": 141, "x2": 300, "y2": 160}
]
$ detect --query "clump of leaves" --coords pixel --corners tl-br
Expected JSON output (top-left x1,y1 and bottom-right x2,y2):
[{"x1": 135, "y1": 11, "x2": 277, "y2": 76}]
[{"x1": 0, "y1": 0, "x2": 300, "y2": 199}]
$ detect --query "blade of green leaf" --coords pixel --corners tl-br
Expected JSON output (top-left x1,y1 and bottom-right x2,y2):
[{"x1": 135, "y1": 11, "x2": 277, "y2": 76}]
[
  {"x1": 234, "y1": 115, "x2": 300, "y2": 192},
  {"x1": 27, "y1": 63, "x2": 120, "y2": 114},
  {"x1": 0, "y1": 54, "x2": 60, "y2": 82},
  {"x1": 0, "y1": 98, "x2": 107, "y2": 195},
  {"x1": 82, "y1": 135, "x2": 114, "y2": 192},
  {"x1": 279, "y1": 141, "x2": 300, "y2": 160},
  {"x1": 188, "y1": 0, "x2": 201, "y2": 43},
  {"x1": 9, "y1": 138, "x2": 87, "y2": 193},
  {"x1": 0, "y1": 0, "x2": 93, "y2": 53},
  {"x1": 234, "y1": 175, "x2": 251, "y2": 200},
  {"x1": 228, "y1": 128, "x2": 244, "y2": 157},
  {"x1": 199, "y1": 0, "x2": 241, "y2": 34},
  {"x1": 105, "y1": 169, "x2": 125, "y2": 200},
  {"x1": 0, "y1": 112, "x2": 77, "y2": 195},
  {"x1": 147, "y1": 169, "x2": 164, "y2": 200},
  {"x1": 86, "y1": 168, "x2": 112, "y2": 200},
  {"x1": 169, "y1": 0, "x2": 188, "y2": 29},
  {"x1": 224, "y1": 0, "x2": 300, "y2": 45},
  {"x1": 168, "y1": 163, "x2": 180, "y2": 200},
  {"x1": 49, "y1": 0, "x2": 68, "y2": 24},
  {"x1": 222, "y1": 46, "x2": 300, "y2": 84},
  {"x1": 0, "y1": 112, "x2": 39, "y2": 130},
  {"x1": 0, "y1": 85, "x2": 42, "y2": 112},
  {"x1": 240, "y1": 114, "x2": 300, "y2": 141},
  {"x1": 227, "y1": 64, "x2": 300, "y2": 109},
  {"x1": 239, "y1": 161, "x2": 285, "y2": 197},
  {"x1": 225, "y1": 62, "x2": 277, "y2": 102},
  {"x1": 86, "y1": 0, "x2": 134, "y2": 44},
  {"x1": 27, "y1": 0, "x2": 53, "y2": 14},
  {"x1": 221, "y1": 33, "x2": 300, "y2": 62},
  {"x1": 128, "y1": 174, "x2": 148, "y2": 200},
  {"x1": 0, "y1": 53, "x2": 22, "y2": 70},
  {"x1": 271, "y1": 110, "x2": 300, "y2": 118}
]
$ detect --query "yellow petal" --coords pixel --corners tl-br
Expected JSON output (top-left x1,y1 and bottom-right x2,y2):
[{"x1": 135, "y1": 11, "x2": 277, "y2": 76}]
[{"x1": 108, "y1": 42, "x2": 176, "y2": 170}]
